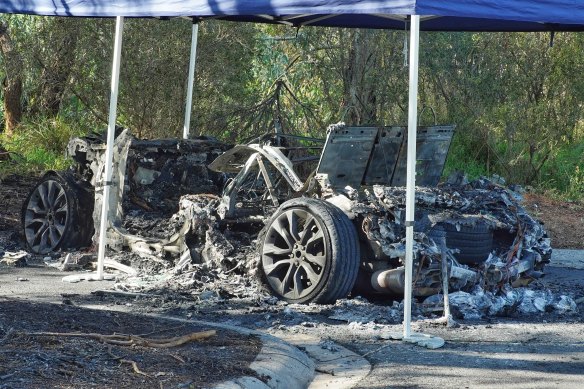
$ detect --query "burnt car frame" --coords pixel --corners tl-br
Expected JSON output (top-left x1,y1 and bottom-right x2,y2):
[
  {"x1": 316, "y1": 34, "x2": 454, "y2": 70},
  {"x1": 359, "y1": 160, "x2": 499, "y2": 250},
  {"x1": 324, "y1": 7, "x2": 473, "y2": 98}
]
[{"x1": 22, "y1": 123, "x2": 550, "y2": 304}]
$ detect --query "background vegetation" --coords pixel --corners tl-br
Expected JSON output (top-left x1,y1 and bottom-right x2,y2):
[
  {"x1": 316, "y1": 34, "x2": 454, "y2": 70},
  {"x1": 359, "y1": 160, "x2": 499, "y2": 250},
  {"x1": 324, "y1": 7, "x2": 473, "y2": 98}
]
[{"x1": 0, "y1": 16, "x2": 582, "y2": 200}]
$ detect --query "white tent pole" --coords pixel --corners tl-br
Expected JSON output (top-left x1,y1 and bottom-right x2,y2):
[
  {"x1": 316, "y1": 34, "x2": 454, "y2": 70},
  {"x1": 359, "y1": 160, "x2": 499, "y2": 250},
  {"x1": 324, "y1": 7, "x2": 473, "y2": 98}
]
[
  {"x1": 183, "y1": 22, "x2": 199, "y2": 139},
  {"x1": 403, "y1": 14, "x2": 420, "y2": 339},
  {"x1": 97, "y1": 16, "x2": 125, "y2": 279}
]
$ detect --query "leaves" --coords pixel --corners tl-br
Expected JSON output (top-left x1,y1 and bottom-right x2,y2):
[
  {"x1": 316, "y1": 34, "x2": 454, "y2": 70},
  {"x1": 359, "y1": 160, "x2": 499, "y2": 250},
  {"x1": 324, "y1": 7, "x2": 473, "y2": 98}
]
[{"x1": 0, "y1": 17, "x2": 582, "y2": 198}]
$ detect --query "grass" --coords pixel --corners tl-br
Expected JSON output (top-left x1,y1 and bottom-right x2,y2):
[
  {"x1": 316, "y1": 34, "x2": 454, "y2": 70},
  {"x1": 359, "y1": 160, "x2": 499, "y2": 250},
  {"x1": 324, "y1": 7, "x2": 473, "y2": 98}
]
[
  {"x1": 443, "y1": 134, "x2": 584, "y2": 202},
  {"x1": 443, "y1": 135, "x2": 489, "y2": 181},
  {"x1": 0, "y1": 116, "x2": 87, "y2": 180},
  {"x1": 538, "y1": 141, "x2": 584, "y2": 201}
]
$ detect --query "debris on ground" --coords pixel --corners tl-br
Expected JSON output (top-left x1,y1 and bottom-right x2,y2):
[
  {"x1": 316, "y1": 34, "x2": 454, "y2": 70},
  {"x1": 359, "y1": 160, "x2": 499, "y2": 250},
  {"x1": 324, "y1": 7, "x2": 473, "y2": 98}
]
[
  {"x1": 422, "y1": 286, "x2": 577, "y2": 320},
  {"x1": 50, "y1": 176, "x2": 570, "y2": 325},
  {"x1": 3, "y1": 130, "x2": 581, "y2": 330},
  {"x1": 0, "y1": 299, "x2": 262, "y2": 388},
  {"x1": 327, "y1": 297, "x2": 403, "y2": 324},
  {"x1": 0, "y1": 250, "x2": 29, "y2": 267}
]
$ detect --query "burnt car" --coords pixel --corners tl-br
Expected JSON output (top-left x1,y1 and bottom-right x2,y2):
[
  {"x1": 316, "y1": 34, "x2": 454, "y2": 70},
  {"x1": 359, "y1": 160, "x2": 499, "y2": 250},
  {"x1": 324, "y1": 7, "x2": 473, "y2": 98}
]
[
  {"x1": 22, "y1": 130, "x2": 229, "y2": 256},
  {"x1": 22, "y1": 123, "x2": 551, "y2": 304}
]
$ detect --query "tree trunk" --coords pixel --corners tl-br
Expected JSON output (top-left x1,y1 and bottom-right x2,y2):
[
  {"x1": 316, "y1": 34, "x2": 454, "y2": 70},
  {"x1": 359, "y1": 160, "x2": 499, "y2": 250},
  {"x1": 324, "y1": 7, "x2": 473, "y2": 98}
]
[
  {"x1": 38, "y1": 19, "x2": 79, "y2": 115},
  {"x1": 342, "y1": 29, "x2": 377, "y2": 125},
  {"x1": 0, "y1": 20, "x2": 23, "y2": 137}
]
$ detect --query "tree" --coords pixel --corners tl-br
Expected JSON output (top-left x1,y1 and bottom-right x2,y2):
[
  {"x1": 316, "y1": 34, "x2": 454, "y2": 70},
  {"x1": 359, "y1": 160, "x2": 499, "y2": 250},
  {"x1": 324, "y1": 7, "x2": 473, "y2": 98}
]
[
  {"x1": 35, "y1": 18, "x2": 80, "y2": 116},
  {"x1": 0, "y1": 18, "x2": 23, "y2": 136}
]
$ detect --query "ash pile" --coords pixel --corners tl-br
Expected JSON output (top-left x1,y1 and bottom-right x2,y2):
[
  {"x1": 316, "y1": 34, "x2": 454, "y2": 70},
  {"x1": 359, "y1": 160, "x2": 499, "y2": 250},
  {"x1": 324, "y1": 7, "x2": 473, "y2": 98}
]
[
  {"x1": 112, "y1": 194, "x2": 266, "y2": 301},
  {"x1": 349, "y1": 175, "x2": 575, "y2": 319},
  {"x1": 106, "y1": 173, "x2": 576, "y2": 321}
]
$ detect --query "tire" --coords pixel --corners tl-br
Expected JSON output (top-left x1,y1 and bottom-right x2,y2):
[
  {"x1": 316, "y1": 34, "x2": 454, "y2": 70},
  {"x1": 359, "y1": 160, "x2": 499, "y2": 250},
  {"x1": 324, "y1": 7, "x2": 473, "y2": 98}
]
[
  {"x1": 259, "y1": 198, "x2": 360, "y2": 304},
  {"x1": 443, "y1": 222, "x2": 493, "y2": 265},
  {"x1": 22, "y1": 172, "x2": 94, "y2": 254}
]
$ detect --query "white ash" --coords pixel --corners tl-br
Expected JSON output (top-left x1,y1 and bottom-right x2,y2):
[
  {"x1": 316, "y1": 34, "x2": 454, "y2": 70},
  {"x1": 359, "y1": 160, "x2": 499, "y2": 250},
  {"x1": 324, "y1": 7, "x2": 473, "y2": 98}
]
[
  {"x1": 423, "y1": 286, "x2": 578, "y2": 320},
  {"x1": 328, "y1": 297, "x2": 402, "y2": 324}
]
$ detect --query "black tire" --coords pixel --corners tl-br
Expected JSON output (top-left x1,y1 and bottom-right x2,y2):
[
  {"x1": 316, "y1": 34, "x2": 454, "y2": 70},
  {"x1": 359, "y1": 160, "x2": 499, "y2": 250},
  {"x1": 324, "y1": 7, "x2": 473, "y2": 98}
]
[
  {"x1": 22, "y1": 172, "x2": 94, "y2": 254},
  {"x1": 443, "y1": 222, "x2": 493, "y2": 265},
  {"x1": 259, "y1": 198, "x2": 360, "y2": 304}
]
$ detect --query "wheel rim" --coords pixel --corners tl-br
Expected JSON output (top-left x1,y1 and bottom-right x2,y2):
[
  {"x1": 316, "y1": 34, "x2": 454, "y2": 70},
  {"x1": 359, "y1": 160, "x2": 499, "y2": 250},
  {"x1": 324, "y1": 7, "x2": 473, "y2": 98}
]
[
  {"x1": 262, "y1": 208, "x2": 328, "y2": 300},
  {"x1": 24, "y1": 179, "x2": 68, "y2": 254}
]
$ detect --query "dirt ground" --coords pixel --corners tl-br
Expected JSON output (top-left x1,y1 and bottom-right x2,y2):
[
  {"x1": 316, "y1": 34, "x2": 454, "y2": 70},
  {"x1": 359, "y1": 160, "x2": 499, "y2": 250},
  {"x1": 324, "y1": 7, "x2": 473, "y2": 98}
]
[
  {"x1": 0, "y1": 298, "x2": 262, "y2": 389},
  {"x1": 522, "y1": 192, "x2": 584, "y2": 249}
]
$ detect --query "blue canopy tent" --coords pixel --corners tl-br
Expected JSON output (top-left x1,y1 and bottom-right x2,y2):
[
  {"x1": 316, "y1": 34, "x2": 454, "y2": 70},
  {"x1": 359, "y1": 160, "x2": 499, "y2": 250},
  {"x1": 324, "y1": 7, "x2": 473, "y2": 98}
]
[
  {"x1": 3, "y1": 0, "x2": 584, "y2": 30},
  {"x1": 2, "y1": 0, "x2": 584, "y2": 339}
]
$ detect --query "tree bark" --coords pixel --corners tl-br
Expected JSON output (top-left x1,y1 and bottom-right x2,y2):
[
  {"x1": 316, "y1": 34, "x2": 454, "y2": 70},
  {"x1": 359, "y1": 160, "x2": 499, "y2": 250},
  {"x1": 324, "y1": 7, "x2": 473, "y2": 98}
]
[
  {"x1": 342, "y1": 29, "x2": 377, "y2": 125},
  {"x1": 38, "y1": 19, "x2": 79, "y2": 115},
  {"x1": 0, "y1": 20, "x2": 23, "y2": 137}
]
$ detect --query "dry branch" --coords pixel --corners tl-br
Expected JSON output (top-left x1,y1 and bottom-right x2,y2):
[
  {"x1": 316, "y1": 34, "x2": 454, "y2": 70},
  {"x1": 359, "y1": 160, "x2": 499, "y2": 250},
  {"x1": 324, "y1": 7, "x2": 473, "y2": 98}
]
[
  {"x1": 25, "y1": 330, "x2": 217, "y2": 348},
  {"x1": 120, "y1": 359, "x2": 150, "y2": 377}
]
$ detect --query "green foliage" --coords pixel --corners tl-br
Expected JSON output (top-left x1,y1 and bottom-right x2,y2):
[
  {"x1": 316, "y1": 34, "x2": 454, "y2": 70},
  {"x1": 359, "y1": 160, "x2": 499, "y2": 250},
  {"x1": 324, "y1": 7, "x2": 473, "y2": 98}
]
[
  {"x1": 1, "y1": 16, "x2": 583, "y2": 200},
  {"x1": 538, "y1": 139, "x2": 584, "y2": 200},
  {"x1": 566, "y1": 166, "x2": 584, "y2": 200},
  {"x1": 0, "y1": 117, "x2": 84, "y2": 177},
  {"x1": 443, "y1": 135, "x2": 489, "y2": 180}
]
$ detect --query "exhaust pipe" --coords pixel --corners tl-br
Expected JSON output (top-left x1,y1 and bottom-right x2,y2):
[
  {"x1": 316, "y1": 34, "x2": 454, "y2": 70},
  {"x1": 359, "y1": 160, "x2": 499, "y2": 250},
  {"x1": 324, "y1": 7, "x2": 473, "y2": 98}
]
[{"x1": 371, "y1": 267, "x2": 406, "y2": 294}]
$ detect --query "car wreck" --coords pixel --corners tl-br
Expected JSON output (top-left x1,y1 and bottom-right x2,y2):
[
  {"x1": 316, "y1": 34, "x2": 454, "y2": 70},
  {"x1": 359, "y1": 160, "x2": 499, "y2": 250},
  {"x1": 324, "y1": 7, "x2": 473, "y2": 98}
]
[{"x1": 22, "y1": 122, "x2": 550, "y2": 305}]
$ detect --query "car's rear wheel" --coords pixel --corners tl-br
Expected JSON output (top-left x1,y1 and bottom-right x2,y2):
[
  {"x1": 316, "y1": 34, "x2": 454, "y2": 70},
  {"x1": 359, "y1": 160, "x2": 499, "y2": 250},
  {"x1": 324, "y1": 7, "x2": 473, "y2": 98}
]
[
  {"x1": 443, "y1": 222, "x2": 493, "y2": 264},
  {"x1": 22, "y1": 173, "x2": 94, "y2": 254},
  {"x1": 260, "y1": 198, "x2": 360, "y2": 304}
]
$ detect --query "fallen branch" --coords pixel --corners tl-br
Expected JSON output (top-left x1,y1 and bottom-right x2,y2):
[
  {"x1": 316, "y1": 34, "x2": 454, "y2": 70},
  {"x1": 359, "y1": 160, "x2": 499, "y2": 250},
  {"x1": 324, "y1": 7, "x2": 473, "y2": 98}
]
[
  {"x1": 169, "y1": 354, "x2": 186, "y2": 364},
  {"x1": 120, "y1": 359, "x2": 150, "y2": 377},
  {"x1": 25, "y1": 330, "x2": 217, "y2": 348},
  {"x1": 107, "y1": 346, "x2": 123, "y2": 361},
  {"x1": 139, "y1": 331, "x2": 218, "y2": 348}
]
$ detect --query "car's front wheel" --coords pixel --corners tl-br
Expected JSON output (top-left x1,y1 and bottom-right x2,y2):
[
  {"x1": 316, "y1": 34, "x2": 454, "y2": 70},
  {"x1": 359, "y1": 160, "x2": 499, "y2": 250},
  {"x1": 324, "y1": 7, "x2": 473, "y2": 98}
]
[{"x1": 259, "y1": 198, "x2": 360, "y2": 304}]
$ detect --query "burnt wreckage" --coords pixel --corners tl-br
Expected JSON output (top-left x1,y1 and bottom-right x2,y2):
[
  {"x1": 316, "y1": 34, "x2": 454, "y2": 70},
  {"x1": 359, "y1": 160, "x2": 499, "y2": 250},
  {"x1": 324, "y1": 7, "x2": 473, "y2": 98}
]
[{"x1": 22, "y1": 123, "x2": 550, "y2": 304}]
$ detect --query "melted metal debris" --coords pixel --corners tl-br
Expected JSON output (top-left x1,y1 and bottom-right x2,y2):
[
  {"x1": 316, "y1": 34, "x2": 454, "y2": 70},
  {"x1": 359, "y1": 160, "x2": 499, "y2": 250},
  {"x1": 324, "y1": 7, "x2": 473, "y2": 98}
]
[
  {"x1": 107, "y1": 178, "x2": 576, "y2": 321},
  {"x1": 353, "y1": 177, "x2": 551, "y2": 294},
  {"x1": 423, "y1": 286, "x2": 578, "y2": 320},
  {"x1": 113, "y1": 194, "x2": 264, "y2": 301}
]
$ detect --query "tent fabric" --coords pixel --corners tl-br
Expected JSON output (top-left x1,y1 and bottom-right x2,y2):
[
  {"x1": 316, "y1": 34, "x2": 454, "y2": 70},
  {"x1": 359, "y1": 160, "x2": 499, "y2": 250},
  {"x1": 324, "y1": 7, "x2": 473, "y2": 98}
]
[{"x1": 2, "y1": 1, "x2": 584, "y2": 31}]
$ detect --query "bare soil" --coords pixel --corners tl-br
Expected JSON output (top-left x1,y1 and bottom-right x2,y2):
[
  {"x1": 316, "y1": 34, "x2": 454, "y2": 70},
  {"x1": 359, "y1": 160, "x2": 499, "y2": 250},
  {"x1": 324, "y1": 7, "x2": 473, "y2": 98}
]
[
  {"x1": 522, "y1": 192, "x2": 584, "y2": 249},
  {"x1": 0, "y1": 298, "x2": 262, "y2": 388}
]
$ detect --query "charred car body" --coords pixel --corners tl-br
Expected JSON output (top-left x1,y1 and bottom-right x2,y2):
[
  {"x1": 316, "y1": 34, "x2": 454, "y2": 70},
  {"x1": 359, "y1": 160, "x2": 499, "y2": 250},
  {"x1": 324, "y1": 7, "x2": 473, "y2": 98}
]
[{"x1": 22, "y1": 123, "x2": 551, "y2": 304}]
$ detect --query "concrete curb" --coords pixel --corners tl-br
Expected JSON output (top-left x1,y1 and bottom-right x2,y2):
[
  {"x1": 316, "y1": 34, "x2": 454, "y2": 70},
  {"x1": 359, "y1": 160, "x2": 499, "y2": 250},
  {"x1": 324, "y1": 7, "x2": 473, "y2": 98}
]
[
  {"x1": 270, "y1": 332, "x2": 371, "y2": 389},
  {"x1": 551, "y1": 249, "x2": 584, "y2": 269}
]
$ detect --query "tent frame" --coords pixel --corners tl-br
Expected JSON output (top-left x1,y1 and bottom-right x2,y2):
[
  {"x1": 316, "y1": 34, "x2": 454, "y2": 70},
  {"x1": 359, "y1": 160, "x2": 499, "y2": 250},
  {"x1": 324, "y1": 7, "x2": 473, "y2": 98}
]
[
  {"x1": 183, "y1": 21, "x2": 199, "y2": 139},
  {"x1": 403, "y1": 14, "x2": 420, "y2": 338},
  {"x1": 90, "y1": 13, "x2": 424, "y2": 338}
]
